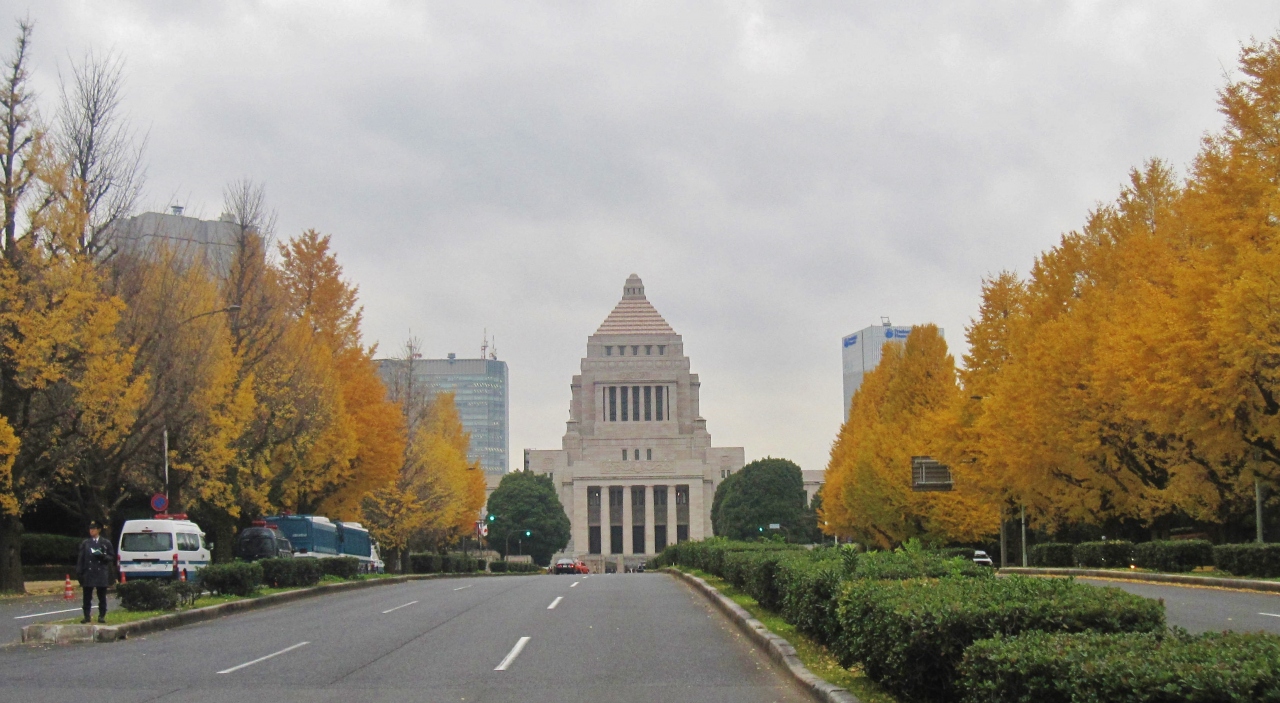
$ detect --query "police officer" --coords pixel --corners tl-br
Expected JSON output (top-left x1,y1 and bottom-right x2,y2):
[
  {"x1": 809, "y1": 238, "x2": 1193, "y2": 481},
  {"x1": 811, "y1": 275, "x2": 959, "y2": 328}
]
[{"x1": 76, "y1": 521, "x2": 114, "y2": 624}]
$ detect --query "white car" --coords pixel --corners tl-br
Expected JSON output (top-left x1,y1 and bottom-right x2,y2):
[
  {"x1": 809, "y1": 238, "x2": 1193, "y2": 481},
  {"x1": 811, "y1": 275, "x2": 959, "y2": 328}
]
[
  {"x1": 972, "y1": 550, "x2": 995, "y2": 567},
  {"x1": 117, "y1": 516, "x2": 211, "y2": 581}
]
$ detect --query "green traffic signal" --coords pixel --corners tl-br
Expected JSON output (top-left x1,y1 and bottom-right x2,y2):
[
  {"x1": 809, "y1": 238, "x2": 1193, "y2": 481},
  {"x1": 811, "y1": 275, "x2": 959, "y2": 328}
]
[
  {"x1": 488, "y1": 514, "x2": 495, "y2": 521},
  {"x1": 525, "y1": 530, "x2": 531, "y2": 537}
]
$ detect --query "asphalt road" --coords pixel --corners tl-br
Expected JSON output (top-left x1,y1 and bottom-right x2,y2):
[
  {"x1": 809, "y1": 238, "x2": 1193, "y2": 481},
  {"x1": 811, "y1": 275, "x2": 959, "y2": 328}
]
[
  {"x1": 0, "y1": 591, "x2": 121, "y2": 644},
  {"x1": 0, "y1": 573, "x2": 809, "y2": 703},
  {"x1": 1076, "y1": 577, "x2": 1280, "y2": 634}
]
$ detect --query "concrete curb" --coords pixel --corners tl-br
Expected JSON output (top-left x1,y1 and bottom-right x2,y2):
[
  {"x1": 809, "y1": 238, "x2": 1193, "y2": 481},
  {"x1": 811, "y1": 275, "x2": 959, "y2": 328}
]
[
  {"x1": 1002, "y1": 567, "x2": 1280, "y2": 593},
  {"x1": 664, "y1": 568, "x2": 860, "y2": 703},
  {"x1": 20, "y1": 571, "x2": 518, "y2": 645}
]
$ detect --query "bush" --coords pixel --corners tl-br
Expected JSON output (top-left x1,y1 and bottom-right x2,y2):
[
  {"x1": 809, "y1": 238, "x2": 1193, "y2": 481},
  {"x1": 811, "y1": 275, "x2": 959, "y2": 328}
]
[
  {"x1": 495, "y1": 560, "x2": 542, "y2": 573},
  {"x1": 116, "y1": 580, "x2": 179, "y2": 611},
  {"x1": 1029, "y1": 542, "x2": 1074, "y2": 568},
  {"x1": 929, "y1": 547, "x2": 975, "y2": 560},
  {"x1": 260, "y1": 557, "x2": 323, "y2": 588},
  {"x1": 1132, "y1": 539, "x2": 1214, "y2": 573},
  {"x1": 170, "y1": 580, "x2": 203, "y2": 607},
  {"x1": 21, "y1": 533, "x2": 81, "y2": 565},
  {"x1": 853, "y1": 549, "x2": 993, "y2": 580},
  {"x1": 959, "y1": 630, "x2": 1280, "y2": 703},
  {"x1": 489, "y1": 560, "x2": 507, "y2": 573},
  {"x1": 1072, "y1": 540, "x2": 1133, "y2": 568},
  {"x1": 835, "y1": 575, "x2": 1165, "y2": 703},
  {"x1": 199, "y1": 561, "x2": 263, "y2": 596},
  {"x1": 320, "y1": 556, "x2": 361, "y2": 579},
  {"x1": 409, "y1": 553, "x2": 442, "y2": 574},
  {"x1": 775, "y1": 551, "x2": 846, "y2": 647},
  {"x1": 1215, "y1": 543, "x2": 1280, "y2": 578}
]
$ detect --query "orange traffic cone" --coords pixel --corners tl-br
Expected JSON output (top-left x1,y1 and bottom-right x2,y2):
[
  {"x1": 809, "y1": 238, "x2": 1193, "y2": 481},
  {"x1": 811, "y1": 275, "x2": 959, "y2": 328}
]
[
  {"x1": 120, "y1": 570, "x2": 127, "y2": 584},
  {"x1": 180, "y1": 568, "x2": 186, "y2": 582},
  {"x1": 63, "y1": 575, "x2": 73, "y2": 600}
]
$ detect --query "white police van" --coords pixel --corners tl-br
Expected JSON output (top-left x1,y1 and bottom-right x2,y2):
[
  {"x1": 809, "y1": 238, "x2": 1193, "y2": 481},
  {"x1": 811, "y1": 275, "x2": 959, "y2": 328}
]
[{"x1": 117, "y1": 515, "x2": 211, "y2": 581}]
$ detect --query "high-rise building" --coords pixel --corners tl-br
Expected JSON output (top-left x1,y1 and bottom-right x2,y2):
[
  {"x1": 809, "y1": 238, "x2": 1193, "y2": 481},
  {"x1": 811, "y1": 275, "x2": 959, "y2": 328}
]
[
  {"x1": 109, "y1": 208, "x2": 241, "y2": 269},
  {"x1": 842, "y1": 322, "x2": 943, "y2": 417},
  {"x1": 525, "y1": 274, "x2": 744, "y2": 571},
  {"x1": 376, "y1": 356, "x2": 509, "y2": 477}
]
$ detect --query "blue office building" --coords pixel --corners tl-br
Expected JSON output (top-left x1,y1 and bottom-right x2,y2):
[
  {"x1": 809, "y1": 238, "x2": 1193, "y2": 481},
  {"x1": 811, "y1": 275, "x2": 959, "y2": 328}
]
[{"x1": 842, "y1": 323, "x2": 943, "y2": 418}]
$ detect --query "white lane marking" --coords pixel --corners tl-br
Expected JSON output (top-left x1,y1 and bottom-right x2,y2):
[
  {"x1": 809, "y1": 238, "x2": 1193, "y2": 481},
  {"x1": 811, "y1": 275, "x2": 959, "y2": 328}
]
[
  {"x1": 570, "y1": 581, "x2": 579, "y2": 588},
  {"x1": 15, "y1": 606, "x2": 97, "y2": 619},
  {"x1": 547, "y1": 596, "x2": 563, "y2": 610},
  {"x1": 453, "y1": 585, "x2": 472, "y2": 591},
  {"x1": 1260, "y1": 612, "x2": 1280, "y2": 618},
  {"x1": 217, "y1": 641, "x2": 310, "y2": 674},
  {"x1": 494, "y1": 636, "x2": 531, "y2": 671},
  {"x1": 381, "y1": 600, "x2": 418, "y2": 614}
]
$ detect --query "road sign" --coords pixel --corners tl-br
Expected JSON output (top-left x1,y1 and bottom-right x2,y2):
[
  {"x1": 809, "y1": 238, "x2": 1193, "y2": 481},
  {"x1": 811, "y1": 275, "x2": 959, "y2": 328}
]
[
  {"x1": 768, "y1": 523, "x2": 781, "y2": 529},
  {"x1": 150, "y1": 493, "x2": 169, "y2": 512},
  {"x1": 911, "y1": 456, "x2": 953, "y2": 492}
]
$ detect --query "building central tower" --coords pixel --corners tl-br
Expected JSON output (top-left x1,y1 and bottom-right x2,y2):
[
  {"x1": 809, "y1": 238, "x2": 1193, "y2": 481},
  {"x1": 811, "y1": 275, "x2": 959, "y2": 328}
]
[{"x1": 525, "y1": 274, "x2": 744, "y2": 570}]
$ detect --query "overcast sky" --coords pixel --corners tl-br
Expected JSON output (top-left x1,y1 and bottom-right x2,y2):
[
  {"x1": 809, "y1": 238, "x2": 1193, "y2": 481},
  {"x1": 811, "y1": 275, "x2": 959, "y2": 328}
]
[{"x1": 6, "y1": 2, "x2": 1278, "y2": 474}]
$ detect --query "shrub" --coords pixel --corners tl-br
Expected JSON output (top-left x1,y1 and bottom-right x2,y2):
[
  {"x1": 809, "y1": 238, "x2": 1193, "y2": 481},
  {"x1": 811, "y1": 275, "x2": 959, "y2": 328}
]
[
  {"x1": 775, "y1": 551, "x2": 846, "y2": 647},
  {"x1": 476, "y1": 559, "x2": 487, "y2": 572},
  {"x1": 853, "y1": 550, "x2": 993, "y2": 580},
  {"x1": 1072, "y1": 540, "x2": 1133, "y2": 568},
  {"x1": 320, "y1": 556, "x2": 361, "y2": 579},
  {"x1": 20, "y1": 533, "x2": 81, "y2": 565},
  {"x1": 409, "y1": 554, "x2": 442, "y2": 574},
  {"x1": 199, "y1": 561, "x2": 263, "y2": 596},
  {"x1": 1214, "y1": 543, "x2": 1280, "y2": 578},
  {"x1": 959, "y1": 630, "x2": 1280, "y2": 703},
  {"x1": 498, "y1": 560, "x2": 542, "y2": 573},
  {"x1": 116, "y1": 580, "x2": 179, "y2": 611},
  {"x1": 930, "y1": 547, "x2": 975, "y2": 559},
  {"x1": 489, "y1": 560, "x2": 507, "y2": 573},
  {"x1": 260, "y1": 557, "x2": 323, "y2": 588},
  {"x1": 170, "y1": 580, "x2": 203, "y2": 607},
  {"x1": 835, "y1": 575, "x2": 1165, "y2": 703},
  {"x1": 1029, "y1": 542, "x2": 1074, "y2": 568},
  {"x1": 1132, "y1": 539, "x2": 1214, "y2": 573}
]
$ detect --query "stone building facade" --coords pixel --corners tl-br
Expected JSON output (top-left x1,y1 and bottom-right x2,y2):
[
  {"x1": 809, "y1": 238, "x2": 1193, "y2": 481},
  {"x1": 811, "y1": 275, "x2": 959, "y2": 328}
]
[{"x1": 525, "y1": 275, "x2": 744, "y2": 570}]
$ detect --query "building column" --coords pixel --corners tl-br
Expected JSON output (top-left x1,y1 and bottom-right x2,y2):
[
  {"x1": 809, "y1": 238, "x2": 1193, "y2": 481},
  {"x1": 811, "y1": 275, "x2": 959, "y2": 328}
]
[
  {"x1": 572, "y1": 481, "x2": 587, "y2": 556},
  {"x1": 689, "y1": 478, "x2": 706, "y2": 541},
  {"x1": 666, "y1": 487, "x2": 676, "y2": 540},
  {"x1": 644, "y1": 485, "x2": 656, "y2": 555},
  {"x1": 621, "y1": 483, "x2": 634, "y2": 556}
]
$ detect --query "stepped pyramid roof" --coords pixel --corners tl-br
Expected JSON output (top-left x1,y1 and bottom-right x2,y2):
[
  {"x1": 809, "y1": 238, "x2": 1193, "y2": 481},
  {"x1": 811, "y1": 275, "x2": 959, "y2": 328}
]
[{"x1": 594, "y1": 274, "x2": 675, "y2": 335}]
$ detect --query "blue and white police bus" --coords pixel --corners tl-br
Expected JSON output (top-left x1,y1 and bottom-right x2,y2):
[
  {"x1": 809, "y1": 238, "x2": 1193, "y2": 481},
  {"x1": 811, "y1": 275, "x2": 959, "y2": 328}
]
[{"x1": 264, "y1": 515, "x2": 383, "y2": 573}]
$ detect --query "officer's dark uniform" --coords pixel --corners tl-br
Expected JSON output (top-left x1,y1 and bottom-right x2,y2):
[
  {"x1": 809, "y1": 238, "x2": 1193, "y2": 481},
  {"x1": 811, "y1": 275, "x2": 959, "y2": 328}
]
[{"x1": 76, "y1": 524, "x2": 114, "y2": 623}]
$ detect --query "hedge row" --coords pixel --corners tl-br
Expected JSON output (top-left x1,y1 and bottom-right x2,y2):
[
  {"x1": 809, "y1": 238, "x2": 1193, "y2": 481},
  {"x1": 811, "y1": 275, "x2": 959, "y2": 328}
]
[
  {"x1": 1029, "y1": 542, "x2": 1074, "y2": 567},
  {"x1": 199, "y1": 561, "x2": 263, "y2": 596},
  {"x1": 320, "y1": 556, "x2": 362, "y2": 579},
  {"x1": 117, "y1": 580, "x2": 203, "y2": 611},
  {"x1": 851, "y1": 549, "x2": 993, "y2": 580},
  {"x1": 489, "y1": 560, "x2": 543, "y2": 573},
  {"x1": 960, "y1": 630, "x2": 1280, "y2": 703},
  {"x1": 1071, "y1": 540, "x2": 1134, "y2": 568},
  {"x1": 836, "y1": 575, "x2": 1165, "y2": 703},
  {"x1": 1215, "y1": 543, "x2": 1280, "y2": 578},
  {"x1": 408, "y1": 553, "x2": 486, "y2": 574},
  {"x1": 261, "y1": 557, "x2": 323, "y2": 588},
  {"x1": 1133, "y1": 540, "x2": 1214, "y2": 572},
  {"x1": 20, "y1": 533, "x2": 81, "y2": 566}
]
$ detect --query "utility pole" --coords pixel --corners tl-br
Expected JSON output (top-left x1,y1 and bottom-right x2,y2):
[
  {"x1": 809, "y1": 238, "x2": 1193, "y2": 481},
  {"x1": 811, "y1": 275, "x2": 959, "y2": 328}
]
[
  {"x1": 1258, "y1": 479, "x2": 1266, "y2": 544},
  {"x1": 1020, "y1": 505, "x2": 1028, "y2": 568}
]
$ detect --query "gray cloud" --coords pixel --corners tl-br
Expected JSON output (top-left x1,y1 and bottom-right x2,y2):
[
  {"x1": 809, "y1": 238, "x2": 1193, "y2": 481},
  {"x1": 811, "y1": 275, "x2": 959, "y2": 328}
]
[{"x1": 7, "y1": 1, "x2": 1277, "y2": 472}]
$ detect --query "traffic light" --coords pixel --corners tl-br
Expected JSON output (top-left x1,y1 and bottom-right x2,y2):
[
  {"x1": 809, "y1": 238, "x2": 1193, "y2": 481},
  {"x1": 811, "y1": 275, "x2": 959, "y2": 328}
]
[
  {"x1": 524, "y1": 530, "x2": 531, "y2": 537},
  {"x1": 487, "y1": 514, "x2": 495, "y2": 522},
  {"x1": 758, "y1": 526, "x2": 764, "y2": 533}
]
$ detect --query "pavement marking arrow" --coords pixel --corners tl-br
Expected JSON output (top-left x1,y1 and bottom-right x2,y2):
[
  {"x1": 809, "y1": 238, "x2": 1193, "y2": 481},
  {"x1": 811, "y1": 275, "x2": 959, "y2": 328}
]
[
  {"x1": 217, "y1": 641, "x2": 310, "y2": 674},
  {"x1": 494, "y1": 636, "x2": 531, "y2": 671}
]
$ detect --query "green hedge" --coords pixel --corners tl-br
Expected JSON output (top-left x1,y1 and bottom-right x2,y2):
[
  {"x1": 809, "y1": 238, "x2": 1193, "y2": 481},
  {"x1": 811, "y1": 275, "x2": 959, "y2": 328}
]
[
  {"x1": 409, "y1": 553, "x2": 442, "y2": 573},
  {"x1": 1029, "y1": 542, "x2": 1074, "y2": 568},
  {"x1": 959, "y1": 630, "x2": 1280, "y2": 703},
  {"x1": 929, "y1": 547, "x2": 975, "y2": 559},
  {"x1": 490, "y1": 560, "x2": 542, "y2": 573},
  {"x1": 835, "y1": 575, "x2": 1165, "y2": 703},
  {"x1": 1215, "y1": 543, "x2": 1280, "y2": 578},
  {"x1": 320, "y1": 556, "x2": 361, "y2": 579},
  {"x1": 1072, "y1": 540, "x2": 1133, "y2": 568},
  {"x1": 775, "y1": 551, "x2": 846, "y2": 648},
  {"x1": 260, "y1": 557, "x2": 322, "y2": 588},
  {"x1": 199, "y1": 561, "x2": 263, "y2": 596},
  {"x1": 21, "y1": 533, "x2": 80, "y2": 565},
  {"x1": 853, "y1": 549, "x2": 994, "y2": 580},
  {"x1": 1132, "y1": 539, "x2": 1214, "y2": 573},
  {"x1": 117, "y1": 580, "x2": 179, "y2": 611},
  {"x1": 652, "y1": 538, "x2": 804, "y2": 576}
]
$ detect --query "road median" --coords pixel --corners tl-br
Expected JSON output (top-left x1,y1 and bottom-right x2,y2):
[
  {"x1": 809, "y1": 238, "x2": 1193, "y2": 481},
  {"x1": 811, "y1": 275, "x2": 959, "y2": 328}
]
[
  {"x1": 664, "y1": 567, "x2": 860, "y2": 703},
  {"x1": 1001, "y1": 566, "x2": 1280, "y2": 593},
  {"x1": 20, "y1": 571, "x2": 519, "y2": 645}
]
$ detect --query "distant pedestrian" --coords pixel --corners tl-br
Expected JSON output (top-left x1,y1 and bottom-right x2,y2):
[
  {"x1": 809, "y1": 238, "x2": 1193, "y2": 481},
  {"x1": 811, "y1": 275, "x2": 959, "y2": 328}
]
[{"x1": 76, "y1": 521, "x2": 114, "y2": 624}]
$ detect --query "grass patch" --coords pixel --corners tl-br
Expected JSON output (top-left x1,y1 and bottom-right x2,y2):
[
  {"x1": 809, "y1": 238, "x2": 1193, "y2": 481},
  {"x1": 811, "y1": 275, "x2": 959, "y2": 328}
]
[{"x1": 677, "y1": 567, "x2": 900, "y2": 703}]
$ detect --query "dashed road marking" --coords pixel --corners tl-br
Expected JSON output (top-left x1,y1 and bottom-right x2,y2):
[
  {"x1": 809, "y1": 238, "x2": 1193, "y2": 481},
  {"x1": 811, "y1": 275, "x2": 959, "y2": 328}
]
[
  {"x1": 381, "y1": 600, "x2": 418, "y2": 614},
  {"x1": 548, "y1": 596, "x2": 563, "y2": 610},
  {"x1": 217, "y1": 641, "x2": 310, "y2": 674},
  {"x1": 494, "y1": 636, "x2": 531, "y2": 671}
]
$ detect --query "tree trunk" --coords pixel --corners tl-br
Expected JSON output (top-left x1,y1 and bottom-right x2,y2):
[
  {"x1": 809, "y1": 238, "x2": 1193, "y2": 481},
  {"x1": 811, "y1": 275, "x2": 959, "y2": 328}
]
[{"x1": 0, "y1": 514, "x2": 25, "y2": 594}]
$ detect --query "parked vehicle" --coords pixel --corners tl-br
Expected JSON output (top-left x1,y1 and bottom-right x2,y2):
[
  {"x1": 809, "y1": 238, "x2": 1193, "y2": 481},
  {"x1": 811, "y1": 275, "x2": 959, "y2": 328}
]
[
  {"x1": 234, "y1": 522, "x2": 294, "y2": 561},
  {"x1": 264, "y1": 514, "x2": 382, "y2": 572},
  {"x1": 973, "y1": 550, "x2": 994, "y2": 567},
  {"x1": 117, "y1": 515, "x2": 211, "y2": 581}
]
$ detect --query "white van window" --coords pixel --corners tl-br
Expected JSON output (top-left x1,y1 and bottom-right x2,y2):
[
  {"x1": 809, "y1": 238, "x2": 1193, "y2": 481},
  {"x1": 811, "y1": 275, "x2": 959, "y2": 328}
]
[
  {"x1": 178, "y1": 533, "x2": 200, "y2": 552},
  {"x1": 122, "y1": 532, "x2": 172, "y2": 551}
]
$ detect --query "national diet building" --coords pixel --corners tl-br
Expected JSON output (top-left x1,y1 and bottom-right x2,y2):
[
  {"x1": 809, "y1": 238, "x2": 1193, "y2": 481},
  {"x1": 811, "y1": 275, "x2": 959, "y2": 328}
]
[{"x1": 525, "y1": 275, "x2": 744, "y2": 570}]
